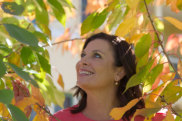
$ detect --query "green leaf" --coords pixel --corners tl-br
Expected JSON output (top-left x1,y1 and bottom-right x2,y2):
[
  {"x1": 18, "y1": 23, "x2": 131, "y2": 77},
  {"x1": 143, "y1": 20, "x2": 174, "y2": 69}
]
[
  {"x1": 6, "y1": 104, "x2": 29, "y2": 121},
  {"x1": 0, "y1": 89, "x2": 14, "y2": 104},
  {"x1": 160, "y1": 81, "x2": 182, "y2": 103},
  {"x1": 125, "y1": 59, "x2": 154, "y2": 92},
  {"x1": 143, "y1": 64, "x2": 163, "y2": 93},
  {"x1": 1, "y1": 2, "x2": 24, "y2": 15},
  {"x1": 35, "y1": 8, "x2": 49, "y2": 26},
  {"x1": 8, "y1": 63, "x2": 39, "y2": 87},
  {"x1": 33, "y1": 0, "x2": 47, "y2": 10},
  {"x1": 107, "y1": 5, "x2": 123, "y2": 31},
  {"x1": 1, "y1": 17, "x2": 19, "y2": 25},
  {"x1": 4, "y1": 24, "x2": 39, "y2": 47},
  {"x1": 47, "y1": 0, "x2": 66, "y2": 26},
  {"x1": 36, "y1": 53, "x2": 51, "y2": 75},
  {"x1": 81, "y1": 9, "x2": 108, "y2": 35},
  {"x1": 57, "y1": 0, "x2": 74, "y2": 9},
  {"x1": 0, "y1": 79, "x2": 5, "y2": 89},
  {"x1": 20, "y1": 47, "x2": 35, "y2": 65},
  {"x1": 0, "y1": 59, "x2": 6, "y2": 78},
  {"x1": 136, "y1": 52, "x2": 149, "y2": 73},
  {"x1": 33, "y1": 31, "x2": 48, "y2": 44},
  {"x1": 135, "y1": 34, "x2": 152, "y2": 58}
]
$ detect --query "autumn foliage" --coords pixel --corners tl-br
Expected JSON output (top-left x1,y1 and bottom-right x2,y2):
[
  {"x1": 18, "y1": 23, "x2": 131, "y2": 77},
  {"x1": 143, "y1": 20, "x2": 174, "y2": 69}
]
[{"x1": 0, "y1": 0, "x2": 182, "y2": 121}]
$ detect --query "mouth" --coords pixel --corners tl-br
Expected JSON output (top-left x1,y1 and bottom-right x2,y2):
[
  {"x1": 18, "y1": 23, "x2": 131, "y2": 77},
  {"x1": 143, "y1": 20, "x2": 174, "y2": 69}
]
[{"x1": 78, "y1": 70, "x2": 94, "y2": 76}]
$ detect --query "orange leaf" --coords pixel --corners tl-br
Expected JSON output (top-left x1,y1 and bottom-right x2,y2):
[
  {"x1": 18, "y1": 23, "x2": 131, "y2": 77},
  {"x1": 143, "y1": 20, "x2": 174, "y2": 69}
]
[
  {"x1": 165, "y1": 34, "x2": 180, "y2": 52},
  {"x1": 57, "y1": 73, "x2": 64, "y2": 89},
  {"x1": 12, "y1": 80, "x2": 30, "y2": 102},
  {"x1": 155, "y1": 0, "x2": 165, "y2": 6},
  {"x1": 170, "y1": 0, "x2": 180, "y2": 13},
  {"x1": 178, "y1": 60, "x2": 182, "y2": 77},
  {"x1": 31, "y1": 85, "x2": 45, "y2": 105},
  {"x1": 85, "y1": 0, "x2": 107, "y2": 14},
  {"x1": 109, "y1": 98, "x2": 141, "y2": 120},
  {"x1": 164, "y1": 17, "x2": 182, "y2": 30}
]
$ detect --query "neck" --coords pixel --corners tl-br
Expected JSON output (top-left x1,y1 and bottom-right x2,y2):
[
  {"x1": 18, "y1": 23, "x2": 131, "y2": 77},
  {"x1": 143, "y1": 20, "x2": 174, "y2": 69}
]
[{"x1": 82, "y1": 87, "x2": 119, "y2": 121}]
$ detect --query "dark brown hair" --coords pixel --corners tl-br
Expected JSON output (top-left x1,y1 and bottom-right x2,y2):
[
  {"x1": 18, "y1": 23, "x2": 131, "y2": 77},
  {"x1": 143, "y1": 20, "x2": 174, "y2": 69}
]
[{"x1": 71, "y1": 32, "x2": 145, "y2": 120}]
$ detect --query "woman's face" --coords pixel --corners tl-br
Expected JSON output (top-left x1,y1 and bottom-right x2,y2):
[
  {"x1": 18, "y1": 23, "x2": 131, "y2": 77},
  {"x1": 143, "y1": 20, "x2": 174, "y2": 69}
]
[{"x1": 76, "y1": 39, "x2": 119, "y2": 90}]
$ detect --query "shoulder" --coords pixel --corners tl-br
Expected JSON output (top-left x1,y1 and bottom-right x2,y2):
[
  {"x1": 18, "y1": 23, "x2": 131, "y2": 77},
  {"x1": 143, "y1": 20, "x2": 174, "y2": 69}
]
[{"x1": 49, "y1": 105, "x2": 80, "y2": 121}]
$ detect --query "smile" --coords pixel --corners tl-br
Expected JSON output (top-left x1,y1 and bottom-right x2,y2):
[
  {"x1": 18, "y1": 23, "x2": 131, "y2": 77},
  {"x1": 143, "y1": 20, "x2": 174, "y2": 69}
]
[{"x1": 79, "y1": 70, "x2": 94, "y2": 75}]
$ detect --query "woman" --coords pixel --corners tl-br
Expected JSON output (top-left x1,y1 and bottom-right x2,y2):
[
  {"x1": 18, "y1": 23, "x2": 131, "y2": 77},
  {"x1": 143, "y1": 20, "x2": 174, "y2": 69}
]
[{"x1": 50, "y1": 33, "x2": 165, "y2": 121}]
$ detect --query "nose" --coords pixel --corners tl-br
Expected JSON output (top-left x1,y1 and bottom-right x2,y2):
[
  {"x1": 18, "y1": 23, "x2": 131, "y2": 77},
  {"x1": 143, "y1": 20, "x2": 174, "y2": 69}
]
[
  {"x1": 80, "y1": 57, "x2": 89, "y2": 66},
  {"x1": 78, "y1": 55, "x2": 90, "y2": 67}
]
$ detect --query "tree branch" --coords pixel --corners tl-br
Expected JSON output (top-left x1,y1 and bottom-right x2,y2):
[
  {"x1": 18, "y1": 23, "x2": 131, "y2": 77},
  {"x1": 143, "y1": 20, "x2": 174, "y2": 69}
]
[
  {"x1": 143, "y1": 0, "x2": 182, "y2": 118},
  {"x1": 35, "y1": 103, "x2": 61, "y2": 121},
  {"x1": 42, "y1": 38, "x2": 85, "y2": 47},
  {"x1": 143, "y1": 0, "x2": 182, "y2": 81}
]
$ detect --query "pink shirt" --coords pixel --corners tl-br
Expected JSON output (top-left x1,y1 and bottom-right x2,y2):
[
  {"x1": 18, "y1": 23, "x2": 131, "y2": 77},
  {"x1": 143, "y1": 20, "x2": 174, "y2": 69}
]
[{"x1": 49, "y1": 106, "x2": 166, "y2": 121}]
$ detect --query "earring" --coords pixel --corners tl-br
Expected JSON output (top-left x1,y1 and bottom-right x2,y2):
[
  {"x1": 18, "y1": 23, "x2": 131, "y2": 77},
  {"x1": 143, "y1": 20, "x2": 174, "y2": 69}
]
[
  {"x1": 114, "y1": 77, "x2": 119, "y2": 85},
  {"x1": 115, "y1": 81, "x2": 119, "y2": 85}
]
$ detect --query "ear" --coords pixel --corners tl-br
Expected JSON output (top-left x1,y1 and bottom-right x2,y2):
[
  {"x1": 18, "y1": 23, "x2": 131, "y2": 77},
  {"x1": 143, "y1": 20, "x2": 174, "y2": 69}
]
[{"x1": 114, "y1": 66, "x2": 126, "y2": 81}]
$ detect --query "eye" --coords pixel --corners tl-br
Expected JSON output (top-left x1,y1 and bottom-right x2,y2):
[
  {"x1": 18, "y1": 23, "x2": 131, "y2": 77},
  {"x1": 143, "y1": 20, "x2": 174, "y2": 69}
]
[
  {"x1": 93, "y1": 53, "x2": 101, "y2": 58},
  {"x1": 81, "y1": 52, "x2": 86, "y2": 58}
]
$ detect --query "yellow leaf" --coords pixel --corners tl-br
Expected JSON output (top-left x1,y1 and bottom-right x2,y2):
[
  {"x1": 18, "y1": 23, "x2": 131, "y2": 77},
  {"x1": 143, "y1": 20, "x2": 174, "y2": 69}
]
[
  {"x1": 178, "y1": 60, "x2": 182, "y2": 77},
  {"x1": 115, "y1": 17, "x2": 136, "y2": 37},
  {"x1": 160, "y1": 73, "x2": 175, "y2": 82},
  {"x1": 33, "y1": 113, "x2": 49, "y2": 121},
  {"x1": 8, "y1": 52, "x2": 20, "y2": 66},
  {"x1": 164, "y1": 17, "x2": 182, "y2": 30},
  {"x1": 126, "y1": 0, "x2": 140, "y2": 9},
  {"x1": 15, "y1": 97, "x2": 37, "y2": 111},
  {"x1": 31, "y1": 85, "x2": 45, "y2": 105},
  {"x1": 163, "y1": 108, "x2": 174, "y2": 121},
  {"x1": 57, "y1": 73, "x2": 64, "y2": 89},
  {"x1": 109, "y1": 98, "x2": 141, "y2": 120},
  {"x1": 0, "y1": 103, "x2": 11, "y2": 119},
  {"x1": 15, "y1": 97, "x2": 36, "y2": 117},
  {"x1": 126, "y1": 33, "x2": 145, "y2": 44}
]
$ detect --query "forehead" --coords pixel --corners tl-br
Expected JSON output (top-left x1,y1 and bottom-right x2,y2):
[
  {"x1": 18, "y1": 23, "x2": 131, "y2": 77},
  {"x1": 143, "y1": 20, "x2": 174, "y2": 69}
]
[{"x1": 84, "y1": 39, "x2": 113, "y2": 52}]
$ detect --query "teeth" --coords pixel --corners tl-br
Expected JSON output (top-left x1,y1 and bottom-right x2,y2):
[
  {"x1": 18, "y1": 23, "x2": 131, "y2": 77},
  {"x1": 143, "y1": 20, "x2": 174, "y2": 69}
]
[{"x1": 79, "y1": 71, "x2": 93, "y2": 75}]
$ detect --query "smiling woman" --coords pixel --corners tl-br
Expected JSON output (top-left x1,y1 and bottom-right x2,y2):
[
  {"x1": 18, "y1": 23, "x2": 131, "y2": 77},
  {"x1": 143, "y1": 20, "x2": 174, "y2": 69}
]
[{"x1": 49, "y1": 33, "x2": 165, "y2": 121}]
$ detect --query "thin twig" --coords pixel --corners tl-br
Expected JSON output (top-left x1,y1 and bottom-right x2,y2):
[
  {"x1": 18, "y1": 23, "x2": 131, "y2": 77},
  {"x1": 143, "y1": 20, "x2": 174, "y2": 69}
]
[
  {"x1": 143, "y1": 0, "x2": 182, "y2": 81},
  {"x1": 143, "y1": 0, "x2": 182, "y2": 118},
  {"x1": 160, "y1": 95, "x2": 182, "y2": 118},
  {"x1": 35, "y1": 103, "x2": 61, "y2": 121},
  {"x1": 42, "y1": 38, "x2": 85, "y2": 47},
  {"x1": 3, "y1": 45, "x2": 23, "y2": 58},
  {"x1": 26, "y1": 23, "x2": 31, "y2": 30}
]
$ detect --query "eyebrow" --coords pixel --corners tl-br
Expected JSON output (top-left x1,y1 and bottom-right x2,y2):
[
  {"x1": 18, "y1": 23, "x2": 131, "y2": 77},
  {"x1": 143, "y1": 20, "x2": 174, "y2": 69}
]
[{"x1": 82, "y1": 49, "x2": 105, "y2": 55}]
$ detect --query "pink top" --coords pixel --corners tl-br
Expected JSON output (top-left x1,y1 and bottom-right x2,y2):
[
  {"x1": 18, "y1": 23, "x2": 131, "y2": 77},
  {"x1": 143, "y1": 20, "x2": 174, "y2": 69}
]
[{"x1": 49, "y1": 106, "x2": 166, "y2": 121}]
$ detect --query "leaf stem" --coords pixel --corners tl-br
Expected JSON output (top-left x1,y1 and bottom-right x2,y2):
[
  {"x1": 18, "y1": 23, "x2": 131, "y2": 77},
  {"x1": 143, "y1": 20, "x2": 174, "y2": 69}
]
[
  {"x1": 42, "y1": 38, "x2": 85, "y2": 47},
  {"x1": 143, "y1": 0, "x2": 182, "y2": 81}
]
